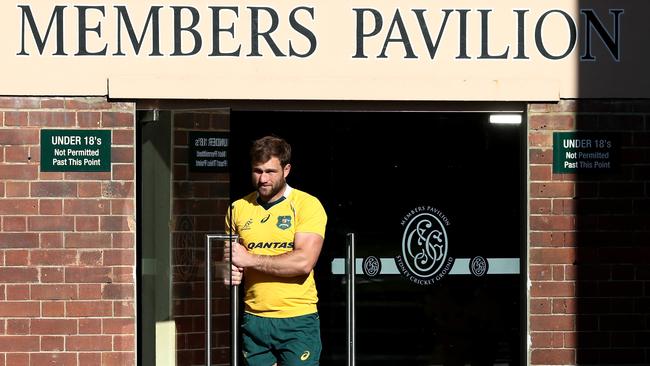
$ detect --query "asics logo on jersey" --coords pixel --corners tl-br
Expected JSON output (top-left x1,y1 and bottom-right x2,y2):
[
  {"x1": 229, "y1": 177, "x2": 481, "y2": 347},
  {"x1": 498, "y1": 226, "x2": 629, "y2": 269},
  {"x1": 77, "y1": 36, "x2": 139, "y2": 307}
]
[
  {"x1": 261, "y1": 214, "x2": 271, "y2": 223},
  {"x1": 247, "y1": 242, "x2": 295, "y2": 249}
]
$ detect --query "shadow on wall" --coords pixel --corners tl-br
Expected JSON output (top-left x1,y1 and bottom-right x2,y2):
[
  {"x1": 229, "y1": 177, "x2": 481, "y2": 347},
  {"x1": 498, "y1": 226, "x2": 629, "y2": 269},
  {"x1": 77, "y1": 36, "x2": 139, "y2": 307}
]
[{"x1": 575, "y1": 2, "x2": 650, "y2": 364}]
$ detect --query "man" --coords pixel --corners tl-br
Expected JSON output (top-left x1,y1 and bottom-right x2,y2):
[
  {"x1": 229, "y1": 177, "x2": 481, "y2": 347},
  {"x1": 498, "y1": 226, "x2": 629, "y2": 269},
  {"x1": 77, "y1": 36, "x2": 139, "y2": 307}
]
[{"x1": 224, "y1": 135, "x2": 327, "y2": 366}]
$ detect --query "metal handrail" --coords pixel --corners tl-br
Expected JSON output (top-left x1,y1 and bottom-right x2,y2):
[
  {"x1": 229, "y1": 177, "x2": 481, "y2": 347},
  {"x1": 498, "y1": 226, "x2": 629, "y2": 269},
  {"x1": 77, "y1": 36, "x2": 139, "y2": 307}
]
[{"x1": 346, "y1": 233, "x2": 356, "y2": 366}]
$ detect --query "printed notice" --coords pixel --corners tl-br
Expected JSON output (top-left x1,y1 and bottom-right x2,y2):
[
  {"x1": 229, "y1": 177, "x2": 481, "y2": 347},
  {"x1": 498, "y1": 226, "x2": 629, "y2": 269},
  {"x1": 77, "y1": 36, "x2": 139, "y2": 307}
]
[
  {"x1": 41, "y1": 130, "x2": 111, "y2": 172},
  {"x1": 189, "y1": 131, "x2": 230, "y2": 172},
  {"x1": 553, "y1": 132, "x2": 619, "y2": 173}
]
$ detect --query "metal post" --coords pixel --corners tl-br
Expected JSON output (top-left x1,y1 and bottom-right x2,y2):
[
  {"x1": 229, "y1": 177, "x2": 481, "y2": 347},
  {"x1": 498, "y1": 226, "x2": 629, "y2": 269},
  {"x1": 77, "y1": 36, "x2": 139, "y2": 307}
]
[
  {"x1": 346, "y1": 233, "x2": 356, "y2": 366},
  {"x1": 205, "y1": 234, "x2": 239, "y2": 366}
]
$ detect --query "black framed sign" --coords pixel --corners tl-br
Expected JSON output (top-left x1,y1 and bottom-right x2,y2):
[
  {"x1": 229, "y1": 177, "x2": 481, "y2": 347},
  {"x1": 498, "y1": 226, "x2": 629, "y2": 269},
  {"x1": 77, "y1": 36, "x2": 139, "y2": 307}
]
[{"x1": 189, "y1": 131, "x2": 230, "y2": 172}]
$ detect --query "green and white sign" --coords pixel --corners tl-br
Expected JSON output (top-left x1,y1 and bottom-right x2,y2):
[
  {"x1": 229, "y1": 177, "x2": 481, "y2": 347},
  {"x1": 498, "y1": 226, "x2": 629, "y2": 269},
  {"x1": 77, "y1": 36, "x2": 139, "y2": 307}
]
[
  {"x1": 553, "y1": 132, "x2": 618, "y2": 174},
  {"x1": 41, "y1": 130, "x2": 111, "y2": 172}
]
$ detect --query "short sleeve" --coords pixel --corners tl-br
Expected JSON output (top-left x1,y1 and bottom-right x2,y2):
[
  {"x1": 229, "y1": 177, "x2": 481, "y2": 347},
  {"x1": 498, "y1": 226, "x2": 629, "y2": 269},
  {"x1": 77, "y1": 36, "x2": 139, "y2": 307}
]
[{"x1": 295, "y1": 195, "x2": 327, "y2": 238}]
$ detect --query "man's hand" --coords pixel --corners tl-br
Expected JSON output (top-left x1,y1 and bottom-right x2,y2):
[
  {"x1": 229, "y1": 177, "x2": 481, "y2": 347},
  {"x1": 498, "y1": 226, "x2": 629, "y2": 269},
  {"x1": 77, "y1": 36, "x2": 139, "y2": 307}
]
[
  {"x1": 223, "y1": 241, "x2": 247, "y2": 286},
  {"x1": 224, "y1": 241, "x2": 254, "y2": 268}
]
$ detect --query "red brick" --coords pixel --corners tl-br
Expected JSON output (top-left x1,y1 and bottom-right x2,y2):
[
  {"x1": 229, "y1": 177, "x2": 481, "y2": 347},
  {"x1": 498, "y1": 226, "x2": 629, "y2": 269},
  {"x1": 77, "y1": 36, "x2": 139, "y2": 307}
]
[
  {"x1": 39, "y1": 199, "x2": 63, "y2": 215},
  {"x1": 530, "y1": 216, "x2": 575, "y2": 231},
  {"x1": 4, "y1": 112, "x2": 28, "y2": 126},
  {"x1": 113, "y1": 301, "x2": 134, "y2": 317},
  {"x1": 103, "y1": 284, "x2": 134, "y2": 300},
  {"x1": 530, "y1": 149, "x2": 553, "y2": 164},
  {"x1": 531, "y1": 282, "x2": 575, "y2": 297},
  {"x1": 66, "y1": 301, "x2": 112, "y2": 317},
  {"x1": 75, "y1": 216, "x2": 99, "y2": 231},
  {"x1": 41, "y1": 233, "x2": 64, "y2": 248},
  {"x1": 78, "y1": 182, "x2": 102, "y2": 197},
  {"x1": 79, "y1": 319, "x2": 102, "y2": 334},
  {"x1": 112, "y1": 233, "x2": 134, "y2": 248},
  {"x1": 112, "y1": 130, "x2": 134, "y2": 145},
  {"x1": 42, "y1": 302, "x2": 65, "y2": 317},
  {"x1": 101, "y1": 182, "x2": 134, "y2": 198},
  {"x1": 0, "y1": 130, "x2": 39, "y2": 145},
  {"x1": 529, "y1": 132, "x2": 552, "y2": 147},
  {"x1": 28, "y1": 111, "x2": 76, "y2": 127},
  {"x1": 552, "y1": 298, "x2": 577, "y2": 314},
  {"x1": 0, "y1": 164, "x2": 38, "y2": 180},
  {"x1": 66, "y1": 335, "x2": 112, "y2": 351},
  {"x1": 103, "y1": 318, "x2": 134, "y2": 334},
  {"x1": 7, "y1": 319, "x2": 29, "y2": 334},
  {"x1": 6, "y1": 285, "x2": 29, "y2": 300},
  {"x1": 65, "y1": 233, "x2": 111, "y2": 248},
  {"x1": 0, "y1": 336, "x2": 39, "y2": 351},
  {"x1": 102, "y1": 112, "x2": 134, "y2": 127},
  {"x1": 41, "y1": 268, "x2": 64, "y2": 283},
  {"x1": 28, "y1": 216, "x2": 74, "y2": 231},
  {"x1": 66, "y1": 268, "x2": 111, "y2": 284},
  {"x1": 0, "y1": 268, "x2": 38, "y2": 283},
  {"x1": 79, "y1": 353, "x2": 101, "y2": 365},
  {"x1": 531, "y1": 349, "x2": 575, "y2": 365},
  {"x1": 32, "y1": 285, "x2": 77, "y2": 300},
  {"x1": 5, "y1": 146, "x2": 29, "y2": 162},
  {"x1": 40, "y1": 98, "x2": 65, "y2": 108},
  {"x1": 77, "y1": 112, "x2": 101, "y2": 128},
  {"x1": 530, "y1": 299, "x2": 551, "y2": 314},
  {"x1": 530, "y1": 265, "x2": 552, "y2": 280},
  {"x1": 31, "y1": 182, "x2": 77, "y2": 197},
  {"x1": 64, "y1": 199, "x2": 110, "y2": 215},
  {"x1": 0, "y1": 233, "x2": 38, "y2": 249},
  {"x1": 79, "y1": 251, "x2": 103, "y2": 266},
  {"x1": 112, "y1": 147, "x2": 133, "y2": 163},
  {"x1": 530, "y1": 199, "x2": 551, "y2": 214},
  {"x1": 65, "y1": 98, "x2": 113, "y2": 110},
  {"x1": 31, "y1": 250, "x2": 77, "y2": 265},
  {"x1": 0, "y1": 97, "x2": 40, "y2": 108},
  {"x1": 530, "y1": 332, "x2": 564, "y2": 348},
  {"x1": 111, "y1": 267, "x2": 133, "y2": 284},
  {"x1": 41, "y1": 336, "x2": 65, "y2": 351},
  {"x1": 102, "y1": 352, "x2": 135, "y2": 366},
  {"x1": 112, "y1": 165, "x2": 134, "y2": 181},
  {"x1": 64, "y1": 172, "x2": 111, "y2": 181},
  {"x1": 531, "y1": 182, "x2": 575, "y2": 198},
  {"x1": 100, "y1": 216, "x2": 132, "y2": 232},
  {"x1": 552, "y1": 265, "x2": 565, "y2": 280},
  {"x1": 3, "y1": 217, "x2": 26, "y2": 232},
  {"x1": 0, "y1": 181, "x2": 4, "y2": 197},
  {"x1": 31, "y1": 319, "x2": 77, "y2": 335},
  {"x1": 30, "y1": 352, "x2": 77, "y2": 366},
  {"x1": 530, "y1": 315, "x2": 575, "y2": 331},
  {"x1": 40, "y1": 172, "x2": 64, "y2": 180},
  {"x1": 0, "y1": 199, "x2": 37, "y2": 215},
  {"x1": 530, "y1": 248, "x2": 576, "y2": 264},
  {"x1": 5, "y1": 250, "x2": 29, "y2": 265},
  {"x1": 79, "y1": 284, "x2": 102, "y2": 300},
  {"x1": 104, "y1": 250, "x2": 134, "y2": 266},
  {"x1": 529, "y1": 114, "x2": 575, "y2": 130},
  {"x1": 111, "y1": 199, "x2": 134, "y2": 215},
  {"x1": 6, "y1": 353, "x2": 29, "y2": 366},
  {"x1": 5, "y1": 182, "x2": 29, "y2": 197},
  {"x1": 113, "y1": 335, "x2": 135, "y2": 351}
]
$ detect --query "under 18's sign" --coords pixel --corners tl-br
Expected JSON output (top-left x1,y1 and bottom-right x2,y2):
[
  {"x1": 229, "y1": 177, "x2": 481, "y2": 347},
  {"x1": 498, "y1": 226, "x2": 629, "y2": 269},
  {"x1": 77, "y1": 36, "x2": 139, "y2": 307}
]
[{"x1": 41, "y1": 129, "x2": 111, "y2": 172}]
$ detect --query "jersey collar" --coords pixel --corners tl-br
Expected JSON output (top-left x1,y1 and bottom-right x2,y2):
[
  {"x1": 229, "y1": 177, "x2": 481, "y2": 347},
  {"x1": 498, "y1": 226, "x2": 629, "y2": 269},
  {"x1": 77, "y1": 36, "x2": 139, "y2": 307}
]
[{"x1": 256, "y1": 184, "x2": 292, "y2": 210}]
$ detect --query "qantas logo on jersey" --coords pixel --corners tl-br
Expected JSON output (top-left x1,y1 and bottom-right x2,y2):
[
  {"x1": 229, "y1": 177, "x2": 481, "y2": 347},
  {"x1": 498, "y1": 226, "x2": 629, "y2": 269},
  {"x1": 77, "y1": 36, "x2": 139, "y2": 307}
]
[{"x1": 247, "y1": 242, "x2": 295, "y2": 249}]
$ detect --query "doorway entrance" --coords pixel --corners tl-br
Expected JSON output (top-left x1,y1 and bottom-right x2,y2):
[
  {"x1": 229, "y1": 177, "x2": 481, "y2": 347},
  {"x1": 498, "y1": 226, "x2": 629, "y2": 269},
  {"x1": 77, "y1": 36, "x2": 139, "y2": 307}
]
[{"x1": 229, "y1": 111, "x2": 524, "y2": 365}]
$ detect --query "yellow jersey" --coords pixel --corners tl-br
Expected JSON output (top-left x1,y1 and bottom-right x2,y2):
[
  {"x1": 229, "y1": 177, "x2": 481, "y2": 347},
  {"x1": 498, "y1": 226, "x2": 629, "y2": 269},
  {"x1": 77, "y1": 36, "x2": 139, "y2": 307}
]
[{"x1": 226, "y1": 185, "x2": 327, "y2": 318}]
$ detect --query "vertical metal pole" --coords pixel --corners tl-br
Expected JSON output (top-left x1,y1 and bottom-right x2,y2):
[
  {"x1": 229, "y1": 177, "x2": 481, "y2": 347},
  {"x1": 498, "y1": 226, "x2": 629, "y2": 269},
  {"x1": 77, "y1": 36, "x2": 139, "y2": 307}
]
[
  {"x1": 206, "y1": 234, "x2": 239, "y2": 366},
  {"x1": 346, "y1": 233, "x2": 356, "y2": 366}
]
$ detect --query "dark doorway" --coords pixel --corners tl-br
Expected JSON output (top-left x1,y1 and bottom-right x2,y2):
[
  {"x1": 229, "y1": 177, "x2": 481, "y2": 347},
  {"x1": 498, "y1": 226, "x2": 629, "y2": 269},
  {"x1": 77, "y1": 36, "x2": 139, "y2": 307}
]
[{"x1": 230, "y1": 111, "x2": 523, "y2": 365}]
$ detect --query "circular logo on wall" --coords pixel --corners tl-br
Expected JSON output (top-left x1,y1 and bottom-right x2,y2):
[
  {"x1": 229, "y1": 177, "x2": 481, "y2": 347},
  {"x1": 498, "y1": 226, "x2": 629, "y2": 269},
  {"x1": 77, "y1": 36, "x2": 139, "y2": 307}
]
[
  {"x1": 362, "y1": 256, "x2": 381, "y2": 277},
  {"x1": 470, "y1": 256, "x2": 489, "y2": 277},
  {"x1": 396, "y1": 206, "x2": 454, "y2": 285}
]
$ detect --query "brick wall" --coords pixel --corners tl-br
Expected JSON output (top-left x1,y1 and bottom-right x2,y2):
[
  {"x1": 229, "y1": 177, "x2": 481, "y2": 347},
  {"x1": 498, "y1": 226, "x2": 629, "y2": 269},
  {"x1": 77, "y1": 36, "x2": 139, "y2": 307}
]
[
  {"x1": 529, "y1": 100, "x2": 650, "y2": 365},
  {"x1": 0, "y1": 97, "x2": 136, "y2": 366},
  {"x1": 171, "y1": 111, "x2": 231, "y2": 366}
]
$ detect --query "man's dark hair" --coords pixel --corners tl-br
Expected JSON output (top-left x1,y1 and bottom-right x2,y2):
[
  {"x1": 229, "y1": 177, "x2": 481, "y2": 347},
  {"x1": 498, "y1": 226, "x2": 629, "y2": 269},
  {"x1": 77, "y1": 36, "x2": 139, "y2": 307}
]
[{"x1": 250, "y1": 136, "x2": 292, "y2": 167}]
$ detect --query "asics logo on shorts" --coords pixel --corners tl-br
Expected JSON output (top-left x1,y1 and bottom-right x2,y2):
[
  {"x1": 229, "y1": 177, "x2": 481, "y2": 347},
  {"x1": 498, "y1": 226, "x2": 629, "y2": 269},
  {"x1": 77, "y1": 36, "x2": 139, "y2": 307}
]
[{"x1": 300, "y1": 351, "x2": 310, "y2": 361}]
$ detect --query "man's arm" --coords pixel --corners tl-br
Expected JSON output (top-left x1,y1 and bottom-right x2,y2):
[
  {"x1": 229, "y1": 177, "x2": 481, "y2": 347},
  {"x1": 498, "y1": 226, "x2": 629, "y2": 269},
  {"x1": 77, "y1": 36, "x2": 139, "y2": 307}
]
[{"x1": 225, "y1": 232, "x2": 323, "y2": 277}]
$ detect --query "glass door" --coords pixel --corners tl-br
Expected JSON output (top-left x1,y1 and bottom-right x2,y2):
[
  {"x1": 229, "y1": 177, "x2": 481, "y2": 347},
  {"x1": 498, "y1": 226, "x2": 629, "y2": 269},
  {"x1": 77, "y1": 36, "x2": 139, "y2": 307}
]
[{"x1": 230, "y1": 110, "x2": 523, "y2": 366}]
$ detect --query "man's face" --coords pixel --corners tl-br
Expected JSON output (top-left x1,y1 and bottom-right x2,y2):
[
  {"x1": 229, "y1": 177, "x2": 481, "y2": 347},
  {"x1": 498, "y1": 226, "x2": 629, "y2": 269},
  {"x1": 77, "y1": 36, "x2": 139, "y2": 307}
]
[{"x1": 252, "y1": 157, "x2": 291, "y2": 202}]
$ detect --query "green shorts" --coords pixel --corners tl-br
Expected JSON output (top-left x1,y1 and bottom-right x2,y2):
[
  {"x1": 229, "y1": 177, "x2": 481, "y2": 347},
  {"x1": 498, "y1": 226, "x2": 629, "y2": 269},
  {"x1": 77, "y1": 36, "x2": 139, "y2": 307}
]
[{"x1": 241, "y1": 312, "x2": 321, "y2": 366}]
